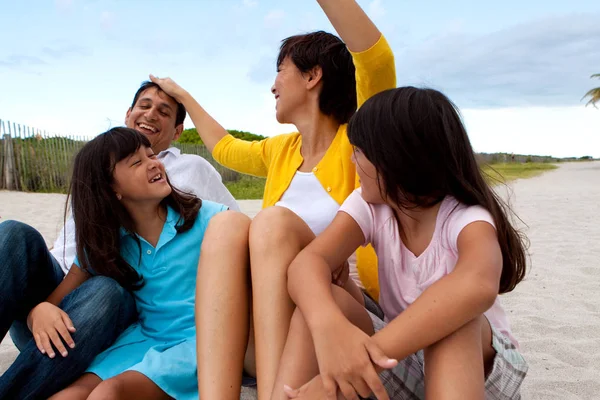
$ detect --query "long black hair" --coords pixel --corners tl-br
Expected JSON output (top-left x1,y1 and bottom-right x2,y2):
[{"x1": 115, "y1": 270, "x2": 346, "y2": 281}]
[
  {"x1": 68, "y1": 127, "x2": 201, "y2": 290},
  {"x1": 347, "y1": 87, "x2": 527, "y2": 293}
]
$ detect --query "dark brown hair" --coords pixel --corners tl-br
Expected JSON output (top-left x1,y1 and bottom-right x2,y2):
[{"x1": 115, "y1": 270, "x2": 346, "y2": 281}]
[
  {"x1": 348, "y1": 87, "x2": 527, "y2": 293},
  {"x1": 278, "y1": 31, "x2": 356, "y2": 124},
  {"x1": 68, "y1": 127, "x2": 201, "y2": 290},
  {"x1": 131, "y1": 81, "x2": 187, "y2": 126}
]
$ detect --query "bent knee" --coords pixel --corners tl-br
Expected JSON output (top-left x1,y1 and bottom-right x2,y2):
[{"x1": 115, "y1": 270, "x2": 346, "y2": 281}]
[
  {"x1": 86, "y1": 378, "x2": 125, "y2": 399},
  {"x1": 83, "y1": 276, "x2": 129, "y2": 304},
  {"x1": 251, "y1": 206, "x2": 298, "y2": 230},
  {"x1": 206, "y1": 210, "x2": 251, "y2": 240},
  {"x1": 249, "y1": 206, "x2": 313, "y2": 246},
  {"x1": 0, "y1": 220, "x2": 42, "y2": 244},
  {"x1": 67, "y1": 276, "x2": 134, "y2": 323}
]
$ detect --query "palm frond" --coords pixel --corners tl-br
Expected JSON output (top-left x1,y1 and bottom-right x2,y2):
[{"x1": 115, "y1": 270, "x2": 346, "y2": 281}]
[{"x1": 583, "y1": 74, "x2": 600, "y2": 108}]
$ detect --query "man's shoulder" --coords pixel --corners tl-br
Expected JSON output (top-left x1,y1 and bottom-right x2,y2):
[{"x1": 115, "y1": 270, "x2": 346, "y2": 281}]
[{"x1": 165, "y1": 148, "x2": 218, "y2": 171}]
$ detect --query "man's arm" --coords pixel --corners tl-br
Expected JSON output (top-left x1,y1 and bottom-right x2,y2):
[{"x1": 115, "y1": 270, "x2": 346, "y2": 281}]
[
  {"x1": 203, "y1": 165, "x2": 240, "y2": 211},
  {"x1": 49, "y1": 215, "x2": 77, "y2": 273}
]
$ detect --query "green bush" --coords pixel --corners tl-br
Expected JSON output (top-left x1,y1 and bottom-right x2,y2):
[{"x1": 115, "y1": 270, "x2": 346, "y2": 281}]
[{"x1": 177, "y1": 129, "x2": 266, "y2": 145}]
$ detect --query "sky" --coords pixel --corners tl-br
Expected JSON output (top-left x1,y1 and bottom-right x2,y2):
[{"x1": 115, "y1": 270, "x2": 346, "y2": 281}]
[{"x1": 1, "y1": 0, "x2": 599, "y2": 158}]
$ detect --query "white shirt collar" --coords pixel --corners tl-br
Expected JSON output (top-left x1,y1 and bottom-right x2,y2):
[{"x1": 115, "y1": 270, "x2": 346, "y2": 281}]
[{"x1": 158, "y1": 146, "x2": 181, "y2": 159}]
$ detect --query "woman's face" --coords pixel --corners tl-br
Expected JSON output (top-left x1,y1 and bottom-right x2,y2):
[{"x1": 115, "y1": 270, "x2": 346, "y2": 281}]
[
  {"x1": 111, "y1": 145, "x2": 171, "y2": 206},
  {"x1": 352, "y1": 146, "x2": 386, "y2": 204},
  {"x1": 271, "y1": 57, "x2": 310, "y2": 124}
]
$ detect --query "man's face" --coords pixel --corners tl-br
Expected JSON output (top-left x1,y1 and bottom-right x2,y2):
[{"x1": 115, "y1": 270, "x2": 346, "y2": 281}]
[{"x1": 125, "y1": 88, "x2": 183, "y2": 153}]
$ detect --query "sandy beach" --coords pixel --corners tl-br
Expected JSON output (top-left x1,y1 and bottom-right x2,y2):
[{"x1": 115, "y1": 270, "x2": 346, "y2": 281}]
[{"x1": 1, "y1": 161, "x2": 599, "y2": 399}]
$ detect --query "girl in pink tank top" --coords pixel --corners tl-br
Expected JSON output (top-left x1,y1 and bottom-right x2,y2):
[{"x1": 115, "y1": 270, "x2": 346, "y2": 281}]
[{"x1": 278, "y1": 87, "x2": 529, "y2": 400}]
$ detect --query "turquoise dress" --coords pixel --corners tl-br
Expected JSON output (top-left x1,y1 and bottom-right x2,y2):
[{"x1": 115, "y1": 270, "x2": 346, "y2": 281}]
[{"x1": 77, "y1": 201, "x2": 227, "y2": 399}]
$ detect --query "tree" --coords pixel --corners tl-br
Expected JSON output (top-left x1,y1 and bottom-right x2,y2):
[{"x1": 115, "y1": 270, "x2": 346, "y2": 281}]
[
  {"x1": 583, "y1": 74, "x2": 600, "y2": 108},
  {"x1": 176, "y1": 128, "x2": 267, "y2": 144}
]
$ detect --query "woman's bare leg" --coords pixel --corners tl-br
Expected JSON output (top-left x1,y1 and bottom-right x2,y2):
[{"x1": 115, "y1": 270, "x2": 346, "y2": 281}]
[
  {"x1": 423, "y1": 315, "x2": 496, "y2": 400},
  {"x1": 48, "y1": 373, "x2": 101, "y2": 400},
  {"x1": 271, "y1": 286, "x2": 374, "y2": 400},
  {"x1": 196, "y1": 211, "x2": 252, "y2": 400},
  {"x1": 249, "y1": 207, "x2": 316, "y2": 399}
]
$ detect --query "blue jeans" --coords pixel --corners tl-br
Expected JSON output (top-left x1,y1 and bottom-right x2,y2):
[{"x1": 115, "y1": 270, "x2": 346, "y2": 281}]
[{"x1": 0, "y1": 220, "x2": 137, "y2": 399}]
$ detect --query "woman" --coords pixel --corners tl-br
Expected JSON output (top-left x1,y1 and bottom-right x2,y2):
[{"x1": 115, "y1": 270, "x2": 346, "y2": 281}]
[{"x1": 153, "y1": 0, "x2": 396, "y2": 398}]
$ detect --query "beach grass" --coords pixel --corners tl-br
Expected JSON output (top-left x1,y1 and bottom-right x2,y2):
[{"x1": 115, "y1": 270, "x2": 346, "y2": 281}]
[
  {"x1": 225, "y1": 163, "x2": 558, "y2": 200},
  {"x1": 225, "y1": 175, "x2": 266, "y2": 200},
  {"x1": 482, "y1": 162, "x2": 557, "y2": 183}
]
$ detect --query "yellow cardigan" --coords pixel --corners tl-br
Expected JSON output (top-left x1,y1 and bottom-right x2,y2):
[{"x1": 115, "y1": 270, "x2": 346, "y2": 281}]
[{"x1": 213, "y1": 35, "x2": 396, "y2": 300}]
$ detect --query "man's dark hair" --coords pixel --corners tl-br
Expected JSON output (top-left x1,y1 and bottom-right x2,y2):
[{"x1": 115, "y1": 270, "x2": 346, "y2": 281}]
[{"x1": 131, "y1": 81, "x2": 187, "y2": 126}]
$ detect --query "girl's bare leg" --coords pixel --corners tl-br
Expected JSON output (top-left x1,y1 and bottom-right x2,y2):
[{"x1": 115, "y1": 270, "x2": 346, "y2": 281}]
[
  {"x1": 196, "y1": 211, "x2": 252, "y2": 400},
  {"x1": 271, "y1": 285, "x2": 374, "y2": 400},
  {"x1": 86, "y1": 371, "x2": 170, "y2": 400},
  {"x1": 423, "y1": 315, "x2": 496, "y2": 400},
  {"x1": 249, "y1": 207, "x2": 316, "y2": 399},
  {"x1": 48, "y1": 373, "x2": 101, "y2": 400}
]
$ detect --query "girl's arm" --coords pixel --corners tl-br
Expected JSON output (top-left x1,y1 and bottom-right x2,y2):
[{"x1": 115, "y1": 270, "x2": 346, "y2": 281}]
[
  {"x1": 288, "y1": 213, "x2": 364, "y2": 328},
  {"x1": 317, "y1": 0, "x2": 381, "y2": 52},
  {"x1": 286, "y1": 221, "x2": 502, "y2": 400},
  {"x1": 288, "y1": 212, "x2": 394, "y2": 400},
  {"x1": 45, "y1": 263, "x2": 91, "y2": 306},
  {"x1": 373, "y1": 221, "x2": 502, "y2": 361},
  {"x1": 27, "y1": 265, "x2": 91, "y2": 358}
]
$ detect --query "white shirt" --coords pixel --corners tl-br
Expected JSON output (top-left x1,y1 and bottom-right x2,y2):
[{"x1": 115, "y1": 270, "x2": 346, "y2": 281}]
[
  {"x1": 275, "y1": 171, "x2": 340, "y2": 236},
  {"x1": 50, "y1": 146, "x2": 239, "y2": 274}
]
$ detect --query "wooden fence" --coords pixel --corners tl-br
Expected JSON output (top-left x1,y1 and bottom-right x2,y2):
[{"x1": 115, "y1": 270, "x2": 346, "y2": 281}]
[{"x1": 0, "y1": 120, "x2": 240, "y2": 193}]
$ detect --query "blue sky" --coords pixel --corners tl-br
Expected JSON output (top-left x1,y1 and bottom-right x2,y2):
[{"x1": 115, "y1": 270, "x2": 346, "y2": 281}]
[{"x1": 1, "y1": 0, "x2": 599, "y2": 157}]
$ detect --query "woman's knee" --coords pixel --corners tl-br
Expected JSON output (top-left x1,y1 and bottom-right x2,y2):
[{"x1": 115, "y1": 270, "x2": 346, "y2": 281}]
[
  {"x1": 249, "y1": 206, "x2": 314, "y2": 250},
  {"x1": 205, "y1": 210, "x2": 251, "y2": 244},
  {"x1": 200, "y1": 211, "x2": 251, "y2": 278}
]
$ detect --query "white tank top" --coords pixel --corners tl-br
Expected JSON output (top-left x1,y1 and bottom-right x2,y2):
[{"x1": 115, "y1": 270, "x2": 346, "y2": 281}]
[{"x1": 275, "y1": 171, "x2": 340, "y2": 235}]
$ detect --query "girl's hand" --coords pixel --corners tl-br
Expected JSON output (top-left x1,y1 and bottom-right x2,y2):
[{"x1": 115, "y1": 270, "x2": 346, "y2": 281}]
[
  {"x1": 332, "y1": 260, "x2": 350, "y2": 287},
  {"x1": 284, "y1": 375, "x2": 344, "y2": 400},
  {"x1": 301, "y1": 315, "x2": 397, "y2": 400},
  {"x1": 149, "y1": 74, "x2": 188, "y2": 102},
  {"x1": 27, "y1": 302, "x2": 76, "y2": 358}
]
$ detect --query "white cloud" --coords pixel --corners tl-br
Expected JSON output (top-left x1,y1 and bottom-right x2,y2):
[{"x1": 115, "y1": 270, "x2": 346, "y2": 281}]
[
  {"x1": 264, "y1": 10, "x2": 285, "y2": 29},
  {"x1": 394, "y1": 13, "x2": 600, "y2": 108},
  {"x1": 100, "y1": 11, "x2": 116, "y2": 31},
  {"x1": 55, "y1": 0, "x2": 74, "y2": 11},
  {"x1": 463, "y1": 106, "x2": 600, "y2": 158},
  {"x1": 367, "y1": 0, "x2": 385, "y2": 20},
  {"x1": 243, "y1": 0, "x2": 258, "y2": 7}
]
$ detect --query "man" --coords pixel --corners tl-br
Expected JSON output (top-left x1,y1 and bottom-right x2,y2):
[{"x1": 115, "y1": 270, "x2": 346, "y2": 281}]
[
  {"x1": 51, "y1": 81, "x2": 239, "y2": 270},
  {"x1": 0, "y1": 81, "x2": 239, "y2": 399}
]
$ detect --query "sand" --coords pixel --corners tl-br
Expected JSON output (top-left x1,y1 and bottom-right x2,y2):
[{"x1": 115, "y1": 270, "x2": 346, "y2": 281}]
[{"x1": 1, "y1": 161, "x2": 599, "y2": 399}]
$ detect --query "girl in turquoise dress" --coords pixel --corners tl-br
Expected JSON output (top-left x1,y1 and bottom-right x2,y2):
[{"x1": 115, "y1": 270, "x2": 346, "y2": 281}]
[{"x1": 47, "y1": 127, "x2": 251, "y2": 399}]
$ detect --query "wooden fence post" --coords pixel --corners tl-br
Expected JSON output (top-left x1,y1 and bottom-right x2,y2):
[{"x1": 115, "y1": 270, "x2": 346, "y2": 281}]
[{"x1": 3, "y1": 134, "x2": 15, "y2": 190}]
